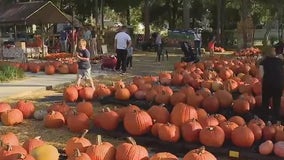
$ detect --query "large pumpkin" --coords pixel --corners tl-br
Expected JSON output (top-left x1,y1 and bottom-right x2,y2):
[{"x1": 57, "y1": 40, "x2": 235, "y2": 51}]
[
  {"x1": 157, "y1": 123, "x2": 180, "y2": 143},
  {"x1": 199, "y1": 126, "x2": 225, "y2": 147},
  {"x1": 214, "y1": 90, "x2": 233, "y2": 108},
  {"x1": 181, "y1": 119, "x2": 202, "y2": 143},
  {"x1": 14, "y1": 100, "x2": 35, "y2": 119},
  {"x1": 64, "y1": 86, "x2": 79, "y2": 102},
  {"x1": 123, "y1": 110, "x2": 153, "y2": 136},
  {"x1": 231, "y1": 125, "x2": 255, "y2": 148},
  {"x1": 115, "y1": 137, "x2": 149, "y2": 160},
  {"x1": 170, "y1": 103, "x2": 198, "y2": 126},
  {"x1": 67, "y1": 110, "x2": 90, "y2": 133}
]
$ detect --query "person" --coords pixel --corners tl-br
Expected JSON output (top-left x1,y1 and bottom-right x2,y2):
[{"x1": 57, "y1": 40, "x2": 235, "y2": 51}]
[
  {"x1": 208, "y1": 36, "x2": 216, "y2": 56},
  {"x1": 180, "y1": 40, "x2": 199, "y2": 63},
  {"x1": 274, "y1": 40, "x2": 284, "y2": 55},
  {"x1": 114, "y1": 25, "x2": 132, "y2": 74},
  {"x1": 90, "y1": 27, "x2": 97, "y2": 57},
  {"x1": 76, "y1": 39, "x2": 95, "y2": 89},
  {"x1": 83, "y1": 27, "x2": 92, "y2": 49},
  {"x1": 154, "y1": 32, "x2": 163, "y2": 62},
  {"x1": 126, "y1": 46, "x2": 133, "y2": 68},
  {"x1": 59, "y1": 29, "x2": 68, "y2": 52},
  {"x1": 194, "y1": 28, "x2": 202, "y2": 57},
  {"x1": 68, "y1": 28, "x2": 78, "y2": 54},
  {"x1": 258, "y1": 46, "x2": 284, "y2": 123}
]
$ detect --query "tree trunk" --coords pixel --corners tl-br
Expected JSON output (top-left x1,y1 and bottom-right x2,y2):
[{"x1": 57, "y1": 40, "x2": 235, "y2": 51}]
[
  {"x1": 183, "y1": 0, "x2": 191, "y2": 29},
  {"x1": 126, "y1": 6, "x2": 131, "y2": 25},
  {"x1": 240, "y1": 0, "x2": 250, "y2": 48},
  {"x1": 144, "y1": 0, "x2": 150, "y2": 40},
  {"x1": 216, "y1": 0, "x2": 222, "y2": 44}
]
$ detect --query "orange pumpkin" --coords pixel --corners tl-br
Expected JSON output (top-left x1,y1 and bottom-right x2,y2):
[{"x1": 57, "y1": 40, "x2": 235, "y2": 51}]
[
  {"x1": 150, "y1": 152, "x2": 178, "y2": 160},
  {"x1": 115, "y1": 137, "x2": 149, "y2": 160},
  {"x1": 183, "y1": 146, "x2": 217, "y2": 160},
  {"x1": 199, "y1": 126, "x2": 225, "y2": 147},
  {"x1": 1, "y1": 109, "x2": 24, "y2": 126},
  {"x1": 259, "y1": 140, "x2": 274, "y2": 155},
  {"x1": 181, "y1": 119, "x2": 202, "y2": 143},
  {"x1": 14, "y1": 100, "x2": 35, "y2": 119},
  {"x1": 231, "y1": 125, "x2": 255, "y2": 148},
  {"x1": 67, "y1": 110, "x2": 90, "y2": 133},
  {"x1": 85, "y1": 135, "x2": 116, "y2": 160},
  {"x1": 170, "y1": 103, "x2": 198, "y2": 126},
  {"x1": 157, "y1": 123, "x2": 180, "y2": 142},
  {"x1": 23, "y1": 136, "x2": 45, "y2": 154},
  {"x1": 147, "y1": 104, "x2": 170, "y2": 123},
  {"x1": 43, "y1": 111, "x2": 65, "y2": 128}
]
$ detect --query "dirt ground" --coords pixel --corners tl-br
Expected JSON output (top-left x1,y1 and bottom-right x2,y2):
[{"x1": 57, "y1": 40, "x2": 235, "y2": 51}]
[{"x1": 0, "y1": 51, "x2": 237, "y2": 159}]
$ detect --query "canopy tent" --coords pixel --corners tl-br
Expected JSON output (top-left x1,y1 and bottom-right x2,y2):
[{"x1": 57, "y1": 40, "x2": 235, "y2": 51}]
[{"x1": 0, "y1": 1, "x2": 70, "y2": 25}]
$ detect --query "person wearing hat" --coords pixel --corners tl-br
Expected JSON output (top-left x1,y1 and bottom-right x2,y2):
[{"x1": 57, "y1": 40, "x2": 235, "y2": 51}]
[{"x1": 258, "y1": 45, "x2": 284, "y2": 123}]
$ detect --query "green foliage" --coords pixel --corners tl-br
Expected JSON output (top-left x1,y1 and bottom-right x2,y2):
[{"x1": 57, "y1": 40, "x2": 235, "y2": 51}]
[{"x1": 0, "y1": 63, "x2": 25, "y2": 82}]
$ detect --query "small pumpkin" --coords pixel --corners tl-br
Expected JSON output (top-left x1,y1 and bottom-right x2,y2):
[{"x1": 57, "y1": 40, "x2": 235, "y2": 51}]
[
  {"x1": 147, "y1": 104, "x2": 170, "y2": 123},
  {"x1": 65, "y1": 129, "x2": 92, "y2": 157},
  {"x1": 85, "y1": 135, "x2": 116, "y2": 160},
  {"x1": 150, "y1": 152, "x2": 178, "y2": 160},
  {"x1": 14, "y1": 100, "x2": 35, "y2": 119},
  {"x1": 0, "y1": 132, "x2": 19, "y2": 146},
  {"x1": 259, "y1": 140, "x2": 274, "y2": 155},
  {"x1": 33, "y1": 110, "x2": 48, "y2": 120},
  {"x1": 115, "y1": 137, "x2": 149, "y2": 160},
  {"x1": 23, "y1": 136, "x2": 46, "y2": 154},
  {"x1": 1, "y1": 109, "x2": 24, "y2": 126},
  {"x1": 67, "y1": 148, "x2": 91, "y2": 160},
  {"x1": 0, "y1": 102, "x2": 11, "y2": 116},
  {"x1": 43, "y1": 111, "x2": 65, "y2": 128},
  {"x1": 274, "y1": 141, "x2": 284, "y2": 158},
  {"x1": 183, "y1": 146, "x2": 217, "y2": 160}
]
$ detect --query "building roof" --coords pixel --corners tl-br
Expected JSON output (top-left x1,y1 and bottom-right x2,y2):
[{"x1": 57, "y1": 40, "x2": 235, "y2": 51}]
[{"x1": 0, "y1": 1, "x2": 70, "y2": 25}]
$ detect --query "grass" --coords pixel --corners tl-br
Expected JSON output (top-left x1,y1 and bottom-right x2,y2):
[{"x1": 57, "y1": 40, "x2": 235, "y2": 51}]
[{"x1": 0, "y1": 63, "x2": 25, "y2": 82}]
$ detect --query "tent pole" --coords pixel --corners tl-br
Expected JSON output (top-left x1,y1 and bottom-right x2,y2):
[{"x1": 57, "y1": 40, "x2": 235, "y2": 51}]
[{"x1": 41, "y1": 24, "x2": 45, "y2": 58}]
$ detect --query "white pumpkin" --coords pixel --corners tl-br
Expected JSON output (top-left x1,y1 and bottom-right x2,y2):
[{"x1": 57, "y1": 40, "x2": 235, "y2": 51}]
[{"x1": 33, "y1": 110, "x2": 48, "y2": 120}]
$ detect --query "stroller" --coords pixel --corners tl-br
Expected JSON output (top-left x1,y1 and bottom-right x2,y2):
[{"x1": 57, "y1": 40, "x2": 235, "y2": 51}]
[
  {"x1": 180, "y1": 41, "x2": 199, "y2": 63},
  {"x1": 101, "y1": 55, "x2": 117, "y2": 70}
]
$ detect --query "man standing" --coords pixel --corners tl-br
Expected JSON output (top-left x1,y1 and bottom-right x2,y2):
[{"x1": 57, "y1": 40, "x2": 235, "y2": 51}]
[
  {"x1": 114, "y1": 25, "x2": 132, "y2": 74},
  {"x1": 59, "y1": 29, "x2": 68, "y2": 52},
  {"x1": 194, "y1": 28, "x2": 202, "y2": 57}
]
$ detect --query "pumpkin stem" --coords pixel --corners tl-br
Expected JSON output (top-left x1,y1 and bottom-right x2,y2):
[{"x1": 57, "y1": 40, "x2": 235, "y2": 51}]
[
  {"x1": 207, "y1": 126, "x2": 214, "y2": 131},
  {"x1": 267, "y1": 121, "x2": 272, "y2": 126},
  {"x1": 126, "y1": 137, "x2": 136, "y2": 145},
  {"x1": 80, "y1": 129, "x2": 89, "y2": 138},
  {"x1": 96, "y1": 135, "x2": 102, "y2": 145},
  {"x1": 105, "y1": 107, "x2": 111, "y2": 112},
  {"x1": 198, "y1": 146, "x2": 206, "y2": 155},
  {"x1": 17, "y1": 153, "x2": 26, "y2": 159},
  {"x1": 74, "y1": 148, "x2": 82, "y2": 157},
  {"x1": 34, "y1": 136, "x2": 41, "y2": 140}
]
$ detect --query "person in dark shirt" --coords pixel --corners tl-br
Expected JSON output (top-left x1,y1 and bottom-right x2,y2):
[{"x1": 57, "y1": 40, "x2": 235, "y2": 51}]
[
  {"x1": 76, "y1": 39, "x2": 95, "y2": 89},
  {"x1": 258, "y1": 46, "x2": 284, "y2": 122},
  {"x1": 274, "y1": 40, "x2": 284, "y2": 55}
]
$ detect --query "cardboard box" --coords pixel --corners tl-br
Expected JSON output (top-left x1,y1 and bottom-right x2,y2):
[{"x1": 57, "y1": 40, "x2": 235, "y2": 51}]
[{"x1": 15, "y1": 42, "x2": 26, "y2": 49}]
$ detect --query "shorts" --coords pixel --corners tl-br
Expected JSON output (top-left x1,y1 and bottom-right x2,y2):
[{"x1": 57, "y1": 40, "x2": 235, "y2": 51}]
[{"x1": 77, "y1": 68, "x2": 92, "y2": 80}]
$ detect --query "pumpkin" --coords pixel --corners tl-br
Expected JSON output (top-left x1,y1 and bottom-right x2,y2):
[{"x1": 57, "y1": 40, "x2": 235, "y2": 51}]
[
  {"x1": 85, "y1": 135, "x2": 116, "y2": 160},
  {"x1": 214, "y1": 90, "x2": 233, "y2": 108},
  {"x1": 219, "y1": 121, "x2": 238, "y2": 141},
  {"x1": 126, "y1": 83, "x2": 139, "y2": 96},
  {"x1": 1, "y1": 109, "x2": 24, "y2": 126},
  {"x1": 68, "y1": 63, "x2": 79, "y2": 74},
  {"x1": 0, "y1": 145, "x2": 27, "y2": 160},
  {"x1": 259, "y1": 140, "x2": 274, "y2": 155},
  {"x1": 147, "y1": 104, "x2": 170, "y2": 123},
  {"x1": 57, "y1": 63, "x2": 69, "y2": 73},
  {"x1": 66, "y1": 110, "x2": 90, "y2": 133},
  {"x1": 228, "y1": 116, "x2": 246, "y2": 126},
  {"x1": 14, "y1": 100, "x2": 35, "y2": 119},
  {"x1": 183, "y1": 146, "x2": 217, "y2": 160},
  {"x1": 78, "y1": 87, "x2": 95, "y2": 101},
  {"x1": 93, "y1": 107, "x2": 120, "y2": 131},
  {"x1": 170, "y1": 92, "x2": 186, "y2": 105},
  {"x1": 150, "y1": 152, "x2": 178, "y2": 160},
  {"x1": 76, "y1": 101, "x2": 94, "y2": 118},
  {"x1": 202, "y1": 95, "x2": 220, "y2": 113},
  {"x1": 151, "y1": 121, "x2": 163, "y2": 137},
  {"x1": 199, "y1": 126, "x2": 225, "y2": 147},
  {"x1": 231, "y1": 125, "x2": 255, "y2": 148},
  {"x1": 170, "y1": 103, "x2": 198, "y2": 126},
  {"x1": 262, "y1": 121, "x2": 276, "y2": 141},
  {"x1": 274, "y1": 141, "x2": 284, "y2": 158},
  {"x1": 0, "y1": 102, "x2": 11, "y2": 116},
  {"x1": 248, "y1": 123, "x2": 262, "y2": 141},
  {"x1": 114, "y1": 104, "x2": 140, "y2": 119},
  {"x1": 157, "y1": 123, "x2": 180, "y2": 143},
  {"x1": 186, "y1": 93, "x2": 204, "y2": 108},
  {"x1": 232, "y1": 98, "x2": 250, "y2": 114},
  {"x1": 43, "y1": 111, "x2": 65, "y2": 128},
  {"x1": 64, "y1": 86, "x2": 79, "y2": 102},
  {"x1": 115, "y1": 88, "x2": 131, "y2": 101},
  {"x1": 31, "y1": 144, "x2": 60, "y2": 160},
  {"x1": 47, "y1": 101, "x2": 70, "y2": 118},
  {"x1": 44, "y1": 64, "x2": 56, "y2": 75},
  {"x1": 0, "y1": 132, "x2": 19, "y2": 146},
  {"x1": 67, "y1": 148, "x2": 91, "y2": 160},
  {"x1": 115, "y1": 137, "x2": 149, "y2": 160},
  {"x1": 198, "y1": 115, "x2": 219, "y2": 128},
  {"x1": 33, "y1": 110, "x2": 48, "y2": 120},
  {"x1": 123, "y1": 110, "x2": 153, "y2": 136},
  {"x1": 95, "y1": 85, "x2": 112, "y2": 98},
  {"x1": 23, "y1": 136, "x2": 46, "y2": 154},
  {"x1": 181, "y1": 119, "x2": 202, "y2": 143},
  {"x1": 65, "y1": 129, "x2": 92, "y2": 157}
]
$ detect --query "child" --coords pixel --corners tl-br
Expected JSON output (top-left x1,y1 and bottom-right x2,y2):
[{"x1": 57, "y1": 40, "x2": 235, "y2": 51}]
[
  {"x1": 258, "y1": 46, "x2": 284, "y2": 123},
  {"x1": 76, "y1": 39, "x2": 95, "y2": 89},
  {"x1": 126, "y1": 46, "x2": 133, "y2": 68},
  {"x1": 208, "y1": 36, "x2": 216, "y2": 56}
]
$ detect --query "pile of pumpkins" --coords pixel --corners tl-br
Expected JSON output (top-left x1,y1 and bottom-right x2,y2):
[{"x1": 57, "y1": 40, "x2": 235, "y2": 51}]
[
  {"x1": 1, "y1": 61, "x2": 78, "y2": 75},
  {"x1": 0, "y1": 130, "x2": 219, "y2": 160}
]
